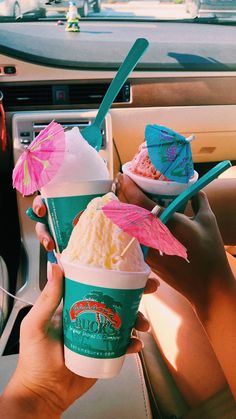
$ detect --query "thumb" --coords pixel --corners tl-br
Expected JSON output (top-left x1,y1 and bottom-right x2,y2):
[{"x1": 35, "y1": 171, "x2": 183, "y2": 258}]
[
  {"x1": 116, "y1": 173, "x2": 155, "y2": 211},
  {"x1": 191, "y1": 191, "x2": 213, "y2": 224},
  {"x1": 21, "y1": 263, "x2": 64, "y2": 337}
]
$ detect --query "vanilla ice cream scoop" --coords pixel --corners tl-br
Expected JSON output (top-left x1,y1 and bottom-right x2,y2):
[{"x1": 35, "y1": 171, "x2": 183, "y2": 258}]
[{"x1": 61, "y1": 192, "x2": 146, "y2": 272}]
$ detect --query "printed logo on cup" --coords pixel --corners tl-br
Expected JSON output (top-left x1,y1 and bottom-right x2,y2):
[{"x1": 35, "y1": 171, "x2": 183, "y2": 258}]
[
  {"x1": 46, "y1": 194, "x2": 102, "y2": 252},
  {"x1": 69, "y1": 297, "x2": 122, "y2": 329},
  {"x1": 63, "y1": 279, "x2": 143, "y2": 359},
  {"x1": 147, "y1": 193, "x2": 178, "y2": 208}
]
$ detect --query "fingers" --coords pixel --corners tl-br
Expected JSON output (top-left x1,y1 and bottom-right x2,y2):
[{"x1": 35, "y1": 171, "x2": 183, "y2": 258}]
[
  {"x1": 32, "y1": 195, "x2": 47, "y2": 217},
  {"x1": 21, "y1": 263, "x2": 64, "y2": 338},
  {"x1": 126, "y1": 336, "x2": 143, "y2": 354},
  {"x1": 134, "y1": 311, "x2": 150, "y2": 332},
  {"x1": 35, "y1": 222, "x2": 55, "y2": 251},
  {"x1": 143, "y1": 277, "x2": 159, "y2": 294},
  {"x1": 33, "y1": 195, "x2": 55, "y2": 250},
  {"x1": 191, "y1": 191, "x2": 214, "y2": 225},
  {"x1": 163, "y1": 211, "x2": 188, "y2": 240},
  {"x1": 127, "y1": 311, "x2": 151, "y2": 354},
  {"x1": 116, "y1": 173, "x2": 155, "y2": 211}
]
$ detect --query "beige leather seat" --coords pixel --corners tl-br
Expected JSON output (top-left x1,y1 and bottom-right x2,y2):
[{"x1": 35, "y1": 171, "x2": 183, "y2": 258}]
[
  {"x1": 0, "y1": 256, "x2": 9, "y2": 336},
  {"x1": 0, "y1": 353, "x2": 153, "y2": 418}
]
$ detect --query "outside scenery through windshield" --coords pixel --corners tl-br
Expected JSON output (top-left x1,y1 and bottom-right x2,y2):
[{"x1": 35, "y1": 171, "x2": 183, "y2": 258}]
[{"x1": 1, "y1": 0, "x2": 236, "y2": 21}]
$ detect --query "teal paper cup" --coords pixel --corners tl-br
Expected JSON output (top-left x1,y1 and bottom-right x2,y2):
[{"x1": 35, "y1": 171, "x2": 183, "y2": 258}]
[
  {"x1": 61, "y1": 260, "x2": 151, "y2": 379},
  {"x1": 27, "y1": 180, "x2": 112, "y2": 252},
  {"x1": 122, "y1": 162, "x2": 198, "y2": 210}
]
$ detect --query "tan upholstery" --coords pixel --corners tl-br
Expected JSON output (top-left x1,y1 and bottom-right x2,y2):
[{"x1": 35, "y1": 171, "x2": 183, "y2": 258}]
[{"x1": 139, "y1": 330, "x2": 188, "y2": 418}]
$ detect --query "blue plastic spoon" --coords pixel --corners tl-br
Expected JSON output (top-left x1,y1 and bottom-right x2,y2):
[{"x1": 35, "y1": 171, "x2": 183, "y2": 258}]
[{"x1": 82, "y1": 38, "x2": 149, "y2": 151}]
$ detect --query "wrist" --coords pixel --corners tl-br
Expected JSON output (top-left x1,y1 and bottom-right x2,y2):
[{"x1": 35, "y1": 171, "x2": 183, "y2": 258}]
[{"x1": 1, "y1": 373, "x2": 62, "y2": 419}]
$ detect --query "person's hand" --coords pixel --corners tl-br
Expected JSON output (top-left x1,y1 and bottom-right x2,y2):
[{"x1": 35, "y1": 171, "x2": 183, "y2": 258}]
[
  {"x1": 1, "y1": 265, "x2": 158, "y2": 419},
  {"x1": 116, "y1": 173, "x2": 235, "y2": 313},
  {"x1": 31, "y1": 195, "x2": 159, "y2": 348},
  {"x1": 33, "y1": 195, "x2": 55, "y2": 252},
  {"x1": 1, "y1": 264, "x2": 96, "y2": 418},
  {"x1": 127, "y1": 275, "x2": 159, "y2": 353},
  {"x1": 116, "y1": 173, "x2": 236, "y2": 401}
]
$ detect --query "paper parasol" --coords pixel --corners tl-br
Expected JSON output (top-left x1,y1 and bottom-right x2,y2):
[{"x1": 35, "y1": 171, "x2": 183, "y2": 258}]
[
  {"x1": 102, "y1": 200, "x2": 188, "y2": 260},
  {"x1": 145, "y1": 124, "x2": 194, "y2": 183},
  {"x1": 12, "y1": 121, "x2": 65, "y2": 196}
]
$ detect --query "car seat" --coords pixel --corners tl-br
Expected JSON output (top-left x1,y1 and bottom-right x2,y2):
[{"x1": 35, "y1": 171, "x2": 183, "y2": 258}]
[{"x1": 0, "y1": 256, "x2": 9, "y2": 336}]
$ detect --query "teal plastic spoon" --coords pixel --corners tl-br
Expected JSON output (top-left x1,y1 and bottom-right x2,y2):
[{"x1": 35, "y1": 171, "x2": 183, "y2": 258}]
[
  {"x1": 82, "y1": 38, "x2": 149, "y2": 151},
  {"x1": 159, "y1": 160, "x2": 232, "y2": 224}
]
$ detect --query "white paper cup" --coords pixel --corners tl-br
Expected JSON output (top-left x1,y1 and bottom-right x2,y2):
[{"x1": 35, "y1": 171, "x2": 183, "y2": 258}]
[
  {"x1": 37, "y1": 180, "x2": 112, "y2": 252},
  {"x1": 122, "y1": 162, "x2": 198, "y2": 209},
  {"x1": 61, "y1": 260, "x2": 151, "y2": 379}
]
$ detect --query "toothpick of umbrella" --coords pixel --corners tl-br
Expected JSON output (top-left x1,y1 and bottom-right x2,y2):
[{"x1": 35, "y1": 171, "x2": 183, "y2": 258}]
[
  {"x1": 102, "y1": 200, "x2": 188, "y2": 261},
  {"x1": 120, "y1": 205, "x2": 161, "y2": 257}
]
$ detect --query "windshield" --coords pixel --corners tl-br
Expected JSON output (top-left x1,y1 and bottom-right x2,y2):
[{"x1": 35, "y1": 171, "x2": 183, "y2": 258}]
[{"x1": 1, "y1": 0, "x2": 236, "y2": 23}]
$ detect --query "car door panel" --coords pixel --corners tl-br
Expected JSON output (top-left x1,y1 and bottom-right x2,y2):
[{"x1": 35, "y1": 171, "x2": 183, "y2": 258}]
[{"x1": 110, "y1": 105, "x2": 236, "y2": 165}]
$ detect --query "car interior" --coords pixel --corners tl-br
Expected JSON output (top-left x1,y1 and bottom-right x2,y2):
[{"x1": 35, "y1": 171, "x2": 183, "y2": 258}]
[{"x1": 1, "y1": 4, "x2": 236, "y2": 418}]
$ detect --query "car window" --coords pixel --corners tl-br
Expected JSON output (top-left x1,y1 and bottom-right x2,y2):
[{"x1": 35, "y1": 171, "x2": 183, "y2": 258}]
[{"x1": 1, "y1": 0, "x2": 236, "y2": 22}]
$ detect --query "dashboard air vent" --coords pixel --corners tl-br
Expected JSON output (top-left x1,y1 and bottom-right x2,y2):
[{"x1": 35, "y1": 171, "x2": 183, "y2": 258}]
[
  {"x1": 1, "y1": 82, "x2": 130, "y2": 110},
  {"x1": 2, "y1": 85, "x2": 53, "y2": 108},
  {"x1": 68, "y1": 82, "x2": 130, "y2": 104}
]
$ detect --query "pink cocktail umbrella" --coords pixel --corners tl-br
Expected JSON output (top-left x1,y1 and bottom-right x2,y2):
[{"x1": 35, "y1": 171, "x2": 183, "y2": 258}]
[
  {"x1": 13, "y1": 121, "x2": 65, "y2": 196},
  {"x1": 102, "y1": 200, "x2": 187, "y2": 260}
]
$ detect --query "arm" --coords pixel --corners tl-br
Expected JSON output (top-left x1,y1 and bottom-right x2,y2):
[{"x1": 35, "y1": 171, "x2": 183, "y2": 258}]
[
  {"x1": 0, "y1": 264, "x2": 96, "y2": 419},
  {"x1": 204, "y1": 178, "x2": 236, "y2": 245},
  {"x1": 117, "y1": 173, "x2": 236, "y2": 399},
  {"x1": 0, "y1": 250, "x2": 157, "y2": 418},
  {"x1": 187, "y1": 178, "x2": 236, "y2": 246},
  {"x1": 196, "y1": 274, "x2": 236, "y2": 399}
]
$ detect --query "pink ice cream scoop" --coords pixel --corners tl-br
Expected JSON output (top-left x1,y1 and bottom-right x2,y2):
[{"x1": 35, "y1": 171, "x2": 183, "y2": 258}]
[{"x1": 129, "y1": 142, "x2": 169, "y2": 181}]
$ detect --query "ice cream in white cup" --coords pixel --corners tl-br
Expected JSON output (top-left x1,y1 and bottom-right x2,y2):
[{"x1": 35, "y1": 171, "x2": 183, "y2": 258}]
[
  {"x1": 122, "y1": 162, "x2": 199, "y2": 210},
  {"x1": 39, "y1": 179, "x2": 112, "y2": 253},
  {"x1": 26, "y1": 127, "x2": 112, "y2": 252},
  {"x1": 61, "y1": 260, "x2": 150, "y2": 379},
  {"x1": 60, "y1": 192, "x2": 150, "y2": 378}
]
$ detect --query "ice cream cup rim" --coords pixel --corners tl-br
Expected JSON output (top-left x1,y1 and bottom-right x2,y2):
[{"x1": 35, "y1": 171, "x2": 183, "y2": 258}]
[
  {"x1": 60, "y1": 256, "x2": 151, "y2": 277},
  {"x1": 122, "y1": 161, "x2": 198, "y2": 186},
  {"x1": 41, "y1": 179, "x2": 112, "y2": 198},
  {"x1": 41, "y1": 178, "x2": 112, "y2": 190},
  {"x1": 45, "y1": 179, "x2": 112, "y2": 187}
]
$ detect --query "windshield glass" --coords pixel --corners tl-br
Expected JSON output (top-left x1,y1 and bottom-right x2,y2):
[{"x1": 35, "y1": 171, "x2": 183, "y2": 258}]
[{"x1": 1, "y1": 0, "x2": 236, "y2": 22}]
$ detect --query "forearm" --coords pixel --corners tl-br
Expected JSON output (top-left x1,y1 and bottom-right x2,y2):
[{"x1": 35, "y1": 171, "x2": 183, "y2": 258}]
[
  {"x1": 195, "y1": 273, "x2": 236, "y2": 399},
  {"x1": 185, "y1": 178, "x2": 236, "y2": 245},
  {"x1": 0, "y1": 374, "x2": 61, "y2": 419},
  {"x1": 203, "y1": 178, "x2": 236, "y2": 245}
]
